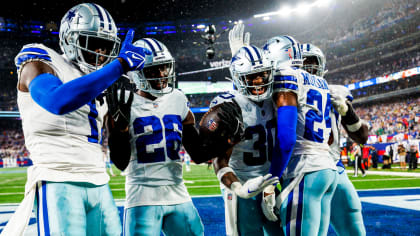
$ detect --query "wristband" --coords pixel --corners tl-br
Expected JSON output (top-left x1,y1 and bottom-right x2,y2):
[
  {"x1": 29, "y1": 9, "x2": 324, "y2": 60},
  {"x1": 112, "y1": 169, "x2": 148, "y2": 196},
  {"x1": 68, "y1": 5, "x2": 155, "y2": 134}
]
[
  {"x1": 216, "y1": 167, "x2": 235, "y2": 182},
  {"x1": 346, "y1": 120, "x2": 362, "y2": 132}
]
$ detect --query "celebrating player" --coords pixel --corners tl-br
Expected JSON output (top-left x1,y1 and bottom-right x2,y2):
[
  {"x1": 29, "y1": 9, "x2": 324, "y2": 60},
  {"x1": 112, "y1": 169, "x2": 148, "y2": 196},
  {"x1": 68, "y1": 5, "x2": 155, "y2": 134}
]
[
  {"x1": 264, "y1": 36, "x2": 338, "y2": 236},
  {"x1": 203, "y1": 40, "x2": 281, "y2": 234},
  {"x1": 301, "y1": 43, "x2": 368, "y2": 235},
  {"x1": 3, "y1": 3, "x2": 151, "y2": 236},
  {"x1": 106, "y1": 38, "x2": 223, "y2": 236}
]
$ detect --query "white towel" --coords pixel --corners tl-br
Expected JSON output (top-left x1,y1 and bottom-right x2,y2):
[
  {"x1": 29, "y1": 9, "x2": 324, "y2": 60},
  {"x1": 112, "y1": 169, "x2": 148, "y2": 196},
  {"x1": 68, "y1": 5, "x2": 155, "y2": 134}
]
[{"x1": 0, "y1": 184, "x2": 36, "y2": 236}]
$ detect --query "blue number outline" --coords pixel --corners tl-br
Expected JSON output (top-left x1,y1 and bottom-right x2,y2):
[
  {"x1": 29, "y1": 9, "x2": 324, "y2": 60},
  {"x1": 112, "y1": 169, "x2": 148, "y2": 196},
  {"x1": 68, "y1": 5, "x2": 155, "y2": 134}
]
[
  {"x1": 304, "y1": 89, "x2": 332, "y2": 143},
  {"x1": 243, "y1": 118, "x2": 276, "y2": 166},
  {"x1": 87, "y1": 100, "x2": 99, "y2": 143},
  {"x1": 133, "y1": 115, "x2": 182, "y2": 163}
]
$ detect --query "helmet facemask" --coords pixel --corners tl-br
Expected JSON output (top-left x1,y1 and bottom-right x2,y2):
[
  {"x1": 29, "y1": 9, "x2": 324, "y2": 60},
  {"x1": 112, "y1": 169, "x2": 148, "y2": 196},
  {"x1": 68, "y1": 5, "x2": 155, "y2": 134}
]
[
  {"x1": 72, "y1": 31, "x2": 120, "y2": 73},
  {"x1": 133, "y1": 59, "x2": 176, "y2": 96},
  {"x1": 142, "y1": 59, "x2": 175, "y2": 95},
  {"x1": 233, "y1": 66, "x2": 273, "y2": 102},
  {"x1": 303, "y1": 55, "x2": 322, "y2": 76}
]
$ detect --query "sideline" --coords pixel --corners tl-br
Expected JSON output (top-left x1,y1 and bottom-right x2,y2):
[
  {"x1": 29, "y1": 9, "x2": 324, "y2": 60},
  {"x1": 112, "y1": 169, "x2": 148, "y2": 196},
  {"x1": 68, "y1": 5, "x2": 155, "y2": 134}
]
[{"x1": 346, "y1": 170, "x2": 420, "y2": 177}]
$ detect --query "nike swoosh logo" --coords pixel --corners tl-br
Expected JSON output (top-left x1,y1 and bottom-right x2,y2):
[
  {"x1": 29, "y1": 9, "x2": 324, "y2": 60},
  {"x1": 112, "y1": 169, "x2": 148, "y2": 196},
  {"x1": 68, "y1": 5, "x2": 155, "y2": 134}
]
[
  {"x1": 126, "y1": 51, "x2": 144, "y2": 61},
  {"x1": 248, "y1": 189, "x2": 256, "y2": 194}
]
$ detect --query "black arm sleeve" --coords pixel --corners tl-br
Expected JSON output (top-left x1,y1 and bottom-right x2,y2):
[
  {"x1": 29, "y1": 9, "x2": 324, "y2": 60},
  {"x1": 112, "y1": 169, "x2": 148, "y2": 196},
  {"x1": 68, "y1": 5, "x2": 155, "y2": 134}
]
[
  {"x1": 108, "y1": 130, "x2": 131, "y2": 171},
  {"x1": 341, "y1": 101, "x2": 360, "y2": 125},
  {"x1": 182, "y1": 124, "x2": 227, "y2": 164}
]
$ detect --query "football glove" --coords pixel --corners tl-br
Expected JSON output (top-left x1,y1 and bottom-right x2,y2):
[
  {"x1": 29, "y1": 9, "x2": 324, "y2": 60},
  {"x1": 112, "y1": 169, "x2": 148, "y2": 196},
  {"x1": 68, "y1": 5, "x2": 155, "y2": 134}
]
[
  {"x1": 217, "y1": 100, "x2": 245, "y2": 145},
  {"x1": 261, "y1": 185, "x2": 278, "y2": 222},
  {"x1": 330, "y1": 89, "x2": 348, "y2": 116},
  {"x1": 118, "y1": 29, "x2": 152, "y2": 71},
  {"x1": 106, "y1": 82, "x2": 133, "y2": 131},
  {"x1": 230, "y1": 174, "x2": 279, "y2": 199},
  {"x1": 228, "y1": 22, "x2": 251, "y2": 56}
]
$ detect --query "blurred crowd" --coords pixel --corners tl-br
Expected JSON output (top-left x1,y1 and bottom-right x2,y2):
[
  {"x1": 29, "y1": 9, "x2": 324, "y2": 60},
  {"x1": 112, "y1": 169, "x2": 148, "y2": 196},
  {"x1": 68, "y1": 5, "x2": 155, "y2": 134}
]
[
  {"x1": 0, "y1": 126, "x2": 29, "y2": 166},
  {"x1": 355, "y1": 96, "x2": 420, "y2": 138}
]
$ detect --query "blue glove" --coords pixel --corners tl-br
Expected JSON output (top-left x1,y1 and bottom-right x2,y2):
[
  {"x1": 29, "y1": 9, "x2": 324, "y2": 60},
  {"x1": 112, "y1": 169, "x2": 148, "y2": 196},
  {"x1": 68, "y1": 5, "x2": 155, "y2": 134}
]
[{"x1": 118, "y1": 29, "x2": 152, "y2": 71}]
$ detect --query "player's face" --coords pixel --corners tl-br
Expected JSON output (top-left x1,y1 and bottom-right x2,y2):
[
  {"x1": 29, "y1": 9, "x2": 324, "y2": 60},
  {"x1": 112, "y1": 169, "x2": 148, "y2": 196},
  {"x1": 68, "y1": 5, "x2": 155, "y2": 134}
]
[
  {"x1": 79, "y1": 36, "x2": 115, "y2": 66},
  {"x1": 245, "y1": 70, "x2": 270, "y2": 95},
  {"x1": 303, "y1": 56, "x2": 318, "y2": 75},
  {"x1": 144, "y1": 63, "x2": 172, "y2": 90}
]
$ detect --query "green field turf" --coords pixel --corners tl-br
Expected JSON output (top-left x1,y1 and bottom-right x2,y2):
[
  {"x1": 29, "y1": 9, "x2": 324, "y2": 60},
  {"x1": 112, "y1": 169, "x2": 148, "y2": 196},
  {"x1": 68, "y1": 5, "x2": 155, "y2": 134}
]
[{"x1": 0, "y1": 164, "x2": 419, "y2": 204}]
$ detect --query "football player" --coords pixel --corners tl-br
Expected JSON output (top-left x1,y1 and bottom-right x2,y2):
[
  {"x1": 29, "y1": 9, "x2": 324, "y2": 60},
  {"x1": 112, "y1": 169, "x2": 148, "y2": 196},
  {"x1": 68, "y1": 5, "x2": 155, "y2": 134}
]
[
  {"x1": 206, "y1": 42, "x2": 281, "y2": 235},
  {"x1": 106, "y1": 38, "x2": 229, "y2": 236},
  {"x1": 264, "y1": 36, "x2": 338, "y2": 236},
  {"x1": 4, "y1": 3, "x2": 151, "y2": 236},
  {"x1": 301, "y1": 43, "x2": 367, "y2": 236}
]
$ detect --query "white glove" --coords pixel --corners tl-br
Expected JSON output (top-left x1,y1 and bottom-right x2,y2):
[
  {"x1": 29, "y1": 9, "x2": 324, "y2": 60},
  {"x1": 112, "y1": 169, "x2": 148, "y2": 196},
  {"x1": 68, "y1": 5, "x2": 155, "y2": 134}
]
[
  {"x1": 261, "y1": 185, "x2": 278, "y2": 221},
  {"x1": 230, "y1": 174, "x2": 279, "y2": 199},
  {"x1": 228, "y1": 22, "x2": 251, "y2": 56},
  {"x1": 330, "y1": 90, "x2": 348, "y2": 116}
]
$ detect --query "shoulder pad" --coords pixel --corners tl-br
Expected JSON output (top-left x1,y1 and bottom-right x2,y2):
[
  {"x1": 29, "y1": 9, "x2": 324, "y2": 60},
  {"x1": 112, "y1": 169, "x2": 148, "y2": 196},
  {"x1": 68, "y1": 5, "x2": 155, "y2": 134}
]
[
  {"x1": 209, "y1": 92, "x2": 236, "y2": 108},
  {"x1": 15, "y1": 44, "x2": 51, "y2": 72}
]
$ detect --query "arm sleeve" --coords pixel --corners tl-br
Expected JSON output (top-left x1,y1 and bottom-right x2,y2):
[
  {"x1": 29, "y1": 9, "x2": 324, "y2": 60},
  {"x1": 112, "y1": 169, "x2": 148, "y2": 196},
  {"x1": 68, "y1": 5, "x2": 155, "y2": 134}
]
[
  {"x1": 269, "y1": 106, "x2": 297, "y2": 179},
  {"x1": 108, "y1": 129, "x2": 131, "y2": 171},
  {"x1": 29, "y1": 59, "x2": 124, "y2": 115}
]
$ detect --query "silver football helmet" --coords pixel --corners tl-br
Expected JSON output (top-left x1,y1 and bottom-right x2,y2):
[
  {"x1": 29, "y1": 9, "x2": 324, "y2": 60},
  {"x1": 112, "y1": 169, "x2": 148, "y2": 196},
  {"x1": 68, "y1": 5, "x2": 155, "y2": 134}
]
[
  {"x1": 230, "y1": 45, "x2": 273, "y2": 102},
  {"x1": 59, "y1": 3, "x2": 120, "y2": 73},
  {"x1": 128, "y1": 38, "x2": 175, "y2": 96},
  {"x1": 301, "y1": 43, "x2": 327, "y2": 77},
  {"x1": 263, "y1": 35, "x2": 303, "y2": 69}
]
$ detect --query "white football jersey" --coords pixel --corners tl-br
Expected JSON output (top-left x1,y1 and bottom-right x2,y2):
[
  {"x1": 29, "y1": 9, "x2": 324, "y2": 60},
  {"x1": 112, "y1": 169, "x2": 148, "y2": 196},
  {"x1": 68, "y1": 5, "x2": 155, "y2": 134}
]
[
  {"x1": 329, "y1": 108, "x2": 341, "y2": 163},
  {"x1": 124, "y1": 89, "x2": 191, "y2": 207},
  {"x1": 273, "y1": 67, "x2": 337, "y2": 180},
  {"x1": 15, "y1": 43, "x2": 109, "y2": 186},
  {"x1": 210, "y1": 90, "x2": 276, "y2": 182}
]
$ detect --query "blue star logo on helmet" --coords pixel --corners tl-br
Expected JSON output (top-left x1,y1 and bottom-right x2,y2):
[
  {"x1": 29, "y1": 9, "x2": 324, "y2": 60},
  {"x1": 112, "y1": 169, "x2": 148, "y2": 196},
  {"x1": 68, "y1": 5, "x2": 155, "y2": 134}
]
[{"x1": 65, "y1": 10, "x2": 77, "y2": 22}]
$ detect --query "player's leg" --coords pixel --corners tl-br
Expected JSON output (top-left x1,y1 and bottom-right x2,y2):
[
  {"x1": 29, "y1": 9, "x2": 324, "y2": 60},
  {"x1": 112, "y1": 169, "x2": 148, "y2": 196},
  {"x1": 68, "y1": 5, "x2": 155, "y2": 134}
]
[
  {"x1": 124, "y1": 206, "x2": 163, "y2": 236},
  {"x1": 35, "y1": 181, "x2": 87, "y2": 236},
  {"x1": 161, "y1": 202, "x2": 204, "y2": 236},
  {"x1": 318, "y1": 170, "x2": 338, "y2": 236},
  {"x1": 86, "y1": 183, "x2": 121, "y2": 236},
  {"x1": 280, "y1": 169, "x2": 337, "y2": 236},
  {"x1": 330, "y1": 168, "x2": 366, "y2": 236},
  {"x1": 236, "y1": 195, "x2": 266, "y2": 236}
]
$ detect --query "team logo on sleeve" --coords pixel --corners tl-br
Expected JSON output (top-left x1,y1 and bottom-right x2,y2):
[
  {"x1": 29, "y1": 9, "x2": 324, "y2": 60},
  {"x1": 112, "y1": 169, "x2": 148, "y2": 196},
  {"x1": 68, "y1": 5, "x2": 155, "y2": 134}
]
[
  {"x1": 207, "y1": 119, "x2": 218, "y2": 131},
  {"x1": 228, "y1": 193, "x2": 233, "y2": 200}
]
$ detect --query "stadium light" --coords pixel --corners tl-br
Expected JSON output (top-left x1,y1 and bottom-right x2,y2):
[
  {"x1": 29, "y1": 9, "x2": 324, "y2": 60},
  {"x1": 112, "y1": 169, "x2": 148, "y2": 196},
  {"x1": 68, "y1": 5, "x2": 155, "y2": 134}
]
[
  {"x1": 279, "y1": 6, "x2": 292, "y2": 17},
  {"x1": 263, "y1": 16, "x2": 270, "y2": 21},
  {"x1": 254, "y1": 0, "x2": 333, "y2": 18},
  {"x1": 315, "y1": 0, "x2": 331, "y2": 7},
  {"x1": 297, "y1": 3, "x2": 311, "y2": 15}
]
